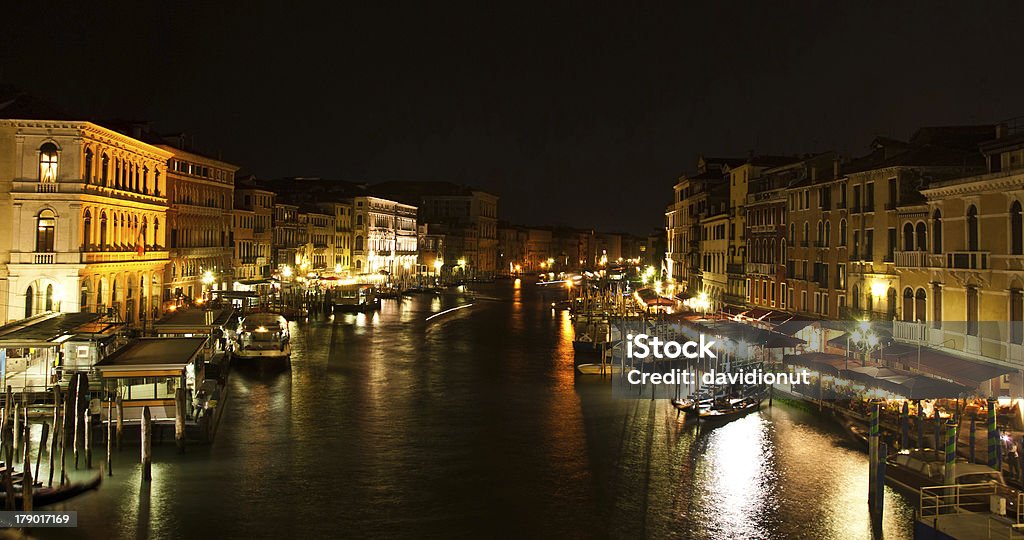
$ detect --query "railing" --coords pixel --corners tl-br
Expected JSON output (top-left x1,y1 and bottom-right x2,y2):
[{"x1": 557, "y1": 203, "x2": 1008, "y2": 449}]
[
  {"x1": 80, "y1": 250, "x2": 169, "y2": 263},
  {"x1": 893, "y1": 320, "x2": 929, "y2": 342},
  {"x1": 36, "y1": 183, "x2": 58, "y2": 193},
  {"x1": 919, "y1": 482, "x2": 1000, "y2": 518},
  {"x1": 894, "y1": 250, "x2": 932, "y2": 268},
  {"x1": 745, "y1": 262, "x2": 776, "y2": 275},
  {"x1": 33, "y1": 253, "x2": 54, "y2": 264},
  {"x1": 945, "y1": 251, "x2": 990, "y2": 270},
  {"x1": 726, "y1": 263, "x2": 744, "y2": 274},
  {"x1": 800, "y1": 240, "x2": 809, "y2": 247}
]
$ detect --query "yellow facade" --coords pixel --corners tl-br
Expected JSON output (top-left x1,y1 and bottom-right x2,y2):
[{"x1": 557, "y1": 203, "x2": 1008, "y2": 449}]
[{"x1": 0, "y1": 120, "x2": 171, "y2": 324}]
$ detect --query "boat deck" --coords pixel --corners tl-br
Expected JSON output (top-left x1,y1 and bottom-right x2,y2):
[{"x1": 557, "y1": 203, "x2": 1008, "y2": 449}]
[{"x1": 917, "y1": 513, "x2": 1022, "y2": 539}]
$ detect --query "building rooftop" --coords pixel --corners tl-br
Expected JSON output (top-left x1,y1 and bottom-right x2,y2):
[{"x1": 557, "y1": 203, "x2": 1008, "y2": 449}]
[
  {"x1": 0, "y1": 312, "x2": 117, "y2": 346},
  {"x1": 154, "y1": 308, "x2": 236, "y2": 330},
  {"x1": 95, "y1": 337, "x2": 206, "y2": 369}
]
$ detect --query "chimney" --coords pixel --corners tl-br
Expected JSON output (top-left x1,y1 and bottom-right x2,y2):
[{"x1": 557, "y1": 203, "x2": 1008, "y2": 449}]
[{"x1": 833, "y1": 157, "x2": 840, "y2": 178}]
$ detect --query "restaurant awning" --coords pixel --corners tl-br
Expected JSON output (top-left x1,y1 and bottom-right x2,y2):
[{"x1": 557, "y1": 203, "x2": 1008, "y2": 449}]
[
  {"x1": 783, "y1": 352, "x2": 847, "y2": 375},
  {"x1": 773, "y1": 318, "x2": 814, "y2": 337},
  {"x1": 743, "y1": 308, "x2": 773, "y2": 320},
  {"x1": 888, "y1": 346, "x2": 1014, "y2": 388}
]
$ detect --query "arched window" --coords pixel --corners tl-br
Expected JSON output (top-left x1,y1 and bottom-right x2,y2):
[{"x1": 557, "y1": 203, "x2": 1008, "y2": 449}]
[
  {"x1": 802, "y1": 222, "x2": 809, "y2": 243},
  {"x1": 770, "y1": 239, "x2": 777, "y2": 263},
  {"x1": 1012, "y1": 201, "x2": 1023, "y2": 255},
  {"x1": 1011, "y1": 285, "x2": 1024, "y2": 344},
  {"x1": 915, "y1": 288, "x2": 926, "y2": 323},
  {"x1": 780, "y1": 238, "x2": 786, "y2": 261},
  {"x1": 915, "y1": 222, "x2": 927, "y2": 251},
  {"x1": 84, "y1": 148, "x2": 93, "y2": 183},
  {"x1": 966, "y1": 286, "x2": 979, "y2": 336},
  {"x1": 356, "y1": 259, "x2": 362, "y2": 271},
  {"x1": 903, "y1": 223, "x2": 914, "y2": 251},
  {"x1": 100, "y1": 153, "x2": 109, "y2": 186},
  {"x1": 83, "y1": 210, "x2": 92, "y2": 248},
  {"x1": 967, "y1": 205, "x2": 979, "y2": 251},
  {"x1": 45, "y1": 284, "x2": 54, "y2": 312},
  {"x1": 932, "y1": 210, "x2": 942, "y2": 254},
  {"x1": 142, "y1": 166, "x2": 149, "y2": 194},
  {"x1": 789, "y1": 223, "x2": 795, "y2": 243},
  {"x1": 99, "y1": 212, "x2": 108, "y2": 249},
  {"x1": 816, "y1": 220, "x2": 823, "y2": 244},
  {"x1": 96, "y1": 280, "x2": 104, "y2": 310},
  {"x1": 36, "y1": 210, "x2": 56, "y2": 252},
  {"x1": 24, "y1": 286, "x2": 33, "y2": 318},
  {"x1": 80, "y1": 284, "x2": 89, "y2": 313},
  {"x1": 153, "y1": 218, "x2": 160, "y2": 247},
  {"x1": 886, "y1": 287, "x2": 897, "y2": 320},
  {"x1": 39, "y1": 143, "x2": 59, "y2": 182},
  {"x1": 902, "y1": 287, "x2": 914, "y2": 322},
  {"x1": 355, "y1": 236, "x2": 363, "y2": 251},
  {"x1": 824, "y1": 221, "x2": 831, "y2": 247},
  {"x1": 839, "y1": 219, "x2": 847, "y2": 246},
  {"x1": 141, "y1": 217, "x2": 148, "y2": 247},
  {"x1": 852, "y1": 284, "x2": 860, "y2": 310}
]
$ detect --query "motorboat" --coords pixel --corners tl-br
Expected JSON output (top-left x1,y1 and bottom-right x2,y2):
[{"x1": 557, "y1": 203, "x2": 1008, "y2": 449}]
[{"x1": 234, "y1": 313, "x2": 290, "y2": 359}]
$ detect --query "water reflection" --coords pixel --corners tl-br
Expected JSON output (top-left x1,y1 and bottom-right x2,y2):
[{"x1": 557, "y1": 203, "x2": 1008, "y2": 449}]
[{"x1": 41, "y1": 281, "x2": 914, "y2": 539}]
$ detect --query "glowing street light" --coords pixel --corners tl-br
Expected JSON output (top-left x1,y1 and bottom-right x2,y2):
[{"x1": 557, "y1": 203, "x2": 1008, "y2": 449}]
[
  {"x1": 202, "y1": 271, "x2": 215, "y2": 285},
  {"x1": 281, "y1": 265, "x2": 293, "y2": 278}
]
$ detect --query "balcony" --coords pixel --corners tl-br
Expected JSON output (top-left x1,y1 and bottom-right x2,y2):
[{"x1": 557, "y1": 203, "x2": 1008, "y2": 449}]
[
  {"x1": 942, "y1": 251, "x2": 989, "y2": 270},
  {"x1": 862, "y1": 204, "x2": 875, "y2": 213},
  {"x1": 799, "y1": 240, "x2": 809, "y2": 247},
  {"x1": 893, "y1": 320, "x2": 929, "y2": 343},
  {"x1": 10, "y1": 250, "x2": 170, "y2": 264},
  {"x1": 727, "y1": 263, "x2": 745, "y2": 275},
  {"x1": 745, "y1": 262, "x2": 776, "y2": 275},
  {"x1": 79, "y1": 250, "x2": 170, "y2": 263}
]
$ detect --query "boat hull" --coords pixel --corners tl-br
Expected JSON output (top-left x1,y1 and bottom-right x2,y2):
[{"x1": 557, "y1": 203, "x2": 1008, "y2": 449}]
[
  {"x1": 576, "y1": 363, "x2": 622, "y2": 375},
  {"x1": 234, "y1": 343, "x2": 291, "y2": 359}
]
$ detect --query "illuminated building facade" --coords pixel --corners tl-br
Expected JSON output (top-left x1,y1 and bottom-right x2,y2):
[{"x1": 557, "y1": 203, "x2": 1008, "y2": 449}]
[
  {"x1": 159, "y1": 144, "x2": 237, "y2": 304},
  {"x1": 233, "y1": 178, "x2": 274, "y2": 281},
  {"x1": 0, "y1": 118, "x2": 171, "y2": 324},
  {"x1": 317, "y1": 201, "x2": 353, "y2": 274},
  {"x1": 351, "y1": 196, "x2": 417, "y2": 277}
]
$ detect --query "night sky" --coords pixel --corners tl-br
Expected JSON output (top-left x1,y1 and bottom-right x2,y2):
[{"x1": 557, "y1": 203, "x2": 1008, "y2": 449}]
[{"x1": 5, "y1": 3, "x2": 1024, "y2": 234}]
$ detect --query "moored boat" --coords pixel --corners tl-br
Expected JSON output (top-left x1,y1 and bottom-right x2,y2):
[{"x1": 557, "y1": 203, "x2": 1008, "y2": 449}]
[
  {"x1": 885, "y1": 450, "x2": 1019, "y2": 511},
  {"x1": 234, "y1": 313, "x2": 290, "y2": 359},
  {"x1": 698, "y1": 394, "x2": 764, "y2": 426},
  {"x1": 576, "y1": 363, "x2": 623, "y2": 375},
  {"x1": 333, "y1": 284, "x2": 381, "y2": 312}
]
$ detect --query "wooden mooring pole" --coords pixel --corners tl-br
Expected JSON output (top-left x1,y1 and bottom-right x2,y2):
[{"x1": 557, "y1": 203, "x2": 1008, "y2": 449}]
[
  {"x1": 106, "y1": 399, "x2": 113, "y2": 476},
  {"x1": 22, "y1": 420, "x2": 32, "y2": 512},
  {"x1": 141, "y1": 406, "x2": 152, "y2": 482},
  {"x1": 116, "y1": 395, "x2": 124, "y2": 450},
  {"x1": 175, "y1": 387, "x2": 186, "y2": 453},
  {"x1": 84, "y1": 408, "x2": 92, "y2": 469}
]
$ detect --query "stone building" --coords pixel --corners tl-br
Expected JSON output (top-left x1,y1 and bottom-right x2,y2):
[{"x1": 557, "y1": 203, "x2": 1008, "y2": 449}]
[
  {"x1": 350, "y1": 195, "x2": 417, "y2": 279},
  {"x1": 0, "y1": 113, "x2": 171, "y2": 325},
  {"x1": 233, "y1": 176, "x2": 274, "y2": 281},
  {"x1": 159, "y1": 143, "x2": 237, "y2": 304}
]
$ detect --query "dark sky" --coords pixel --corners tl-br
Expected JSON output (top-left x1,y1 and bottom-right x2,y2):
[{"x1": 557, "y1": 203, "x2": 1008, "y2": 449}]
[{"x1": 5, "y1": 2, "x2": 1024, "y2": 234}]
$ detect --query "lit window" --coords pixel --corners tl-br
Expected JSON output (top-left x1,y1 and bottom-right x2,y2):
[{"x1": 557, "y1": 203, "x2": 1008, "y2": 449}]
[{"x1": 39, "y1": 142, "x2": 59, "y2": 182}]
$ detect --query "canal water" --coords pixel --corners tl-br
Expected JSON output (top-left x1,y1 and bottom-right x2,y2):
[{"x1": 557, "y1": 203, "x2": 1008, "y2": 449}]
[{"x1": 46, "y1": 279, "x2": 914, "y2": 539}]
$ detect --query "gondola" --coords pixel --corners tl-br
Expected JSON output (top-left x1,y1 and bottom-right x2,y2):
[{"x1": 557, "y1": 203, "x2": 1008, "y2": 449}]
[
  {"x1": 2, "y1": 473, "x2": 103, "y2": 509},
  {"x1": 698, "y1": 395, "x2": 763, "y2": 426}
]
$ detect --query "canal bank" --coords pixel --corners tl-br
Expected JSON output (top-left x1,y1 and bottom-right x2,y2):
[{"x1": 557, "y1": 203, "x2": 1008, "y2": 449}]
[{"x1": 41, "y1": 281, "x2": 913, "y2": 539}]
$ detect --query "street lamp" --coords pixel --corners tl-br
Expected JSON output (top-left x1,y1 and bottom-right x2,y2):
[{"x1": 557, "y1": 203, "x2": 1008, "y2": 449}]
[{"x1": 848, "y1": 321, "x2": 880, "y2": 368}]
